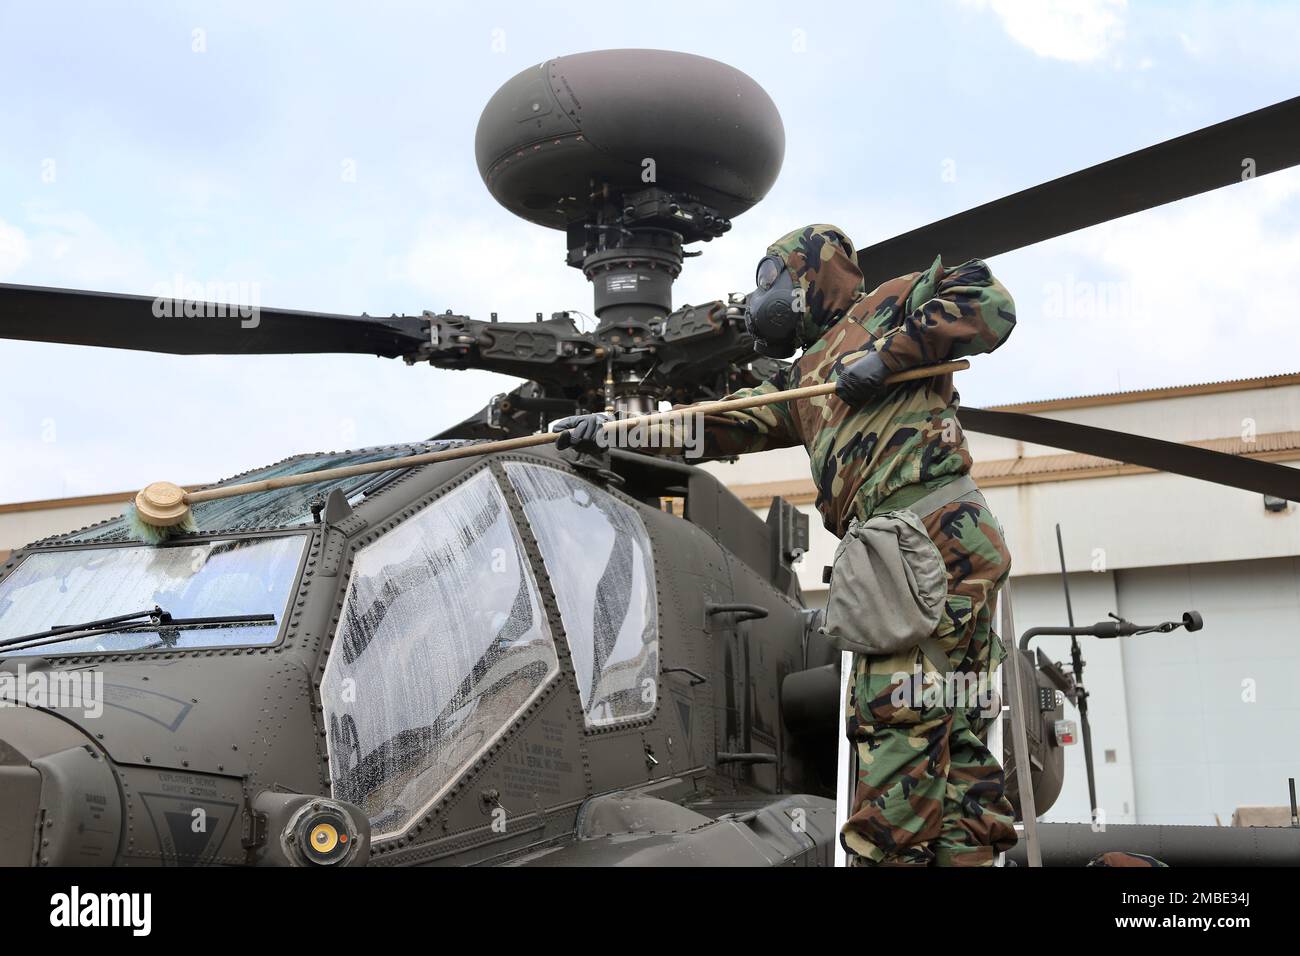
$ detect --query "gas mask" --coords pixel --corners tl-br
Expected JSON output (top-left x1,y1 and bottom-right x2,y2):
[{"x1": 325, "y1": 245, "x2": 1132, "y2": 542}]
[{"x1": 743, "y1": 255, "x2": 802, "y2": 358}]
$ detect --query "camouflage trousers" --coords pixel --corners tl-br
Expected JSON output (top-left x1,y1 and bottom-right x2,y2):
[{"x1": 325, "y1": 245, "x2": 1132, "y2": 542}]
[{"x1": 841, "y1": 496, "x2": 1018, "y2": 867}]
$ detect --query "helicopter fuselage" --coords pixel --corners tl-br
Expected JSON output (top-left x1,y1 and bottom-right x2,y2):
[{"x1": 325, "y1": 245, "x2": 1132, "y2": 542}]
[{"x1": 0, "y1": 443, "x2": 838, "y2": 866}]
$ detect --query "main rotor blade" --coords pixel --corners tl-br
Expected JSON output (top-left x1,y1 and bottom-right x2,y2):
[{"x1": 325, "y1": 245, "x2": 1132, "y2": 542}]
[
  {"x1": 959, "y1": 407, "x2": 1300, "y2": 501},
  {"x1": 857, "y1": 96, "x2": 1300, "y2": 288},
  {"x1": 0, "y1": 283, "x2": 429, "y2": 356}
]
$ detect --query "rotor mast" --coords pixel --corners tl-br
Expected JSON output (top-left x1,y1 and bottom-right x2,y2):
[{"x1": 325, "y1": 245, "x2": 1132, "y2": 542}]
[{"x1": 473, "y1": 49, "x2": 784, "y2": 417}]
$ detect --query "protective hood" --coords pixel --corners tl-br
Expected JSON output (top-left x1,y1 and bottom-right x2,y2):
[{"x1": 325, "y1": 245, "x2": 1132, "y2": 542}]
[{"x1": 765, "y1": 224, "x2": 865, "y2": 347}]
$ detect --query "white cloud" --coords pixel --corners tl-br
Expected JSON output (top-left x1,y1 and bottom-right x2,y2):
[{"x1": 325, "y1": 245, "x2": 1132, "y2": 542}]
[
  {"x1": 0, "y1": 219, "x2": 31, "y2": 278},
  {"x1": 981, "y1": 165, "x2": 1300, "y2": 402},
  {"x1": 394, "y1": 218, "x2": 589, "y2": 325},
  {"x1": 16, "y1": 205, "x2": 156, "y2": 290},
  {"x1": 1177, "y1": 31, "x2": 1201, "y2": 57},
  {"x1": 963, "y1": 0, "x2": 1127, "y2": 63},
  {"x1": 1063, "y1": 168, "x2": 1300, "y2": 363}
]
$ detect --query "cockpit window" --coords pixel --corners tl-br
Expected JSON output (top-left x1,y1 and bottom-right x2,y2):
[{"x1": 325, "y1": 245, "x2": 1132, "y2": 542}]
[
  {"x1": 0, "y1": 535, "x2": 305, "y2": 655},
  {"x1": 504, "y1": 463, "x2": 658, "y2": 727},
  {"x1": 320, "y1": 469, "x2": 557, "y2": 840},
  {"x1": 61, "y1": 441, "x2": 476, "y2": 544}
]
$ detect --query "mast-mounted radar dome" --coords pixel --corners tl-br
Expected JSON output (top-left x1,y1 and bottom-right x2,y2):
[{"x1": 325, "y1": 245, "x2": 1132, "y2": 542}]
[
  {"x1": 476, "y1": 50, "x2": 784, "y2": 342},
  {"x1": 475, "y1": 49, "x2": 785, "y2": 231}
]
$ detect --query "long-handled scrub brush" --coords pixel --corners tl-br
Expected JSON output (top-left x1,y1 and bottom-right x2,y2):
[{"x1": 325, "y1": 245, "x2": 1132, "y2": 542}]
[{"x1": 127, "y1": 359, "x2": 968, "y2": 543}]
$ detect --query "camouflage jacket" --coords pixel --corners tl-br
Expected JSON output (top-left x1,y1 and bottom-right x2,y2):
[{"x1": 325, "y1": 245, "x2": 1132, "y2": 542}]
[{"x1": 699, "y1": 224, "x2": 1016, "y2": 537}]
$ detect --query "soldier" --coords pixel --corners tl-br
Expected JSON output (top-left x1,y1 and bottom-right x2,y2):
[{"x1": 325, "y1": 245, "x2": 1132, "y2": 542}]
[{"x1": 557, "y1": 224, "x2": 1019, "y2": 866}]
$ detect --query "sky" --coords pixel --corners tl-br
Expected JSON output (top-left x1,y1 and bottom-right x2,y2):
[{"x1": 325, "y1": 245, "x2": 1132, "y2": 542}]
[{"x1": 1, "y1": 0, "x2": 1298, "y2": 502}]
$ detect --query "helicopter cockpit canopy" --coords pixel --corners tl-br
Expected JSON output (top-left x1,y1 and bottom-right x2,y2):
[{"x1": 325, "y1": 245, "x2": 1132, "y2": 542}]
[
  {"x1": 504, "y1": 462, "x2": 658, "y2": 726},
  {"x1": 320, "y1": 463, "x2": 658, "y2": 838}
]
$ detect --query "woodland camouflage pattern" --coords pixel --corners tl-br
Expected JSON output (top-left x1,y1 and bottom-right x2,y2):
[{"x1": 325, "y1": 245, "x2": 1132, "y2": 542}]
[
  {"x1": 843, "y1": 497, "x2": 1017, "y2": 866},
  {"x1": 697, "y1": 223, "x2": 1017, "y2": 534},
  {"x1": 661, "y1": 223, "x2": 1018, "y2": 864}
]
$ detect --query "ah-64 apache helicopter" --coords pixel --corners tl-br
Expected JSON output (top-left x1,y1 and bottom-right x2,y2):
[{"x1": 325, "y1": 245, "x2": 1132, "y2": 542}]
[{"x1": 1, "y1": 50, "x2": 1298, "y2": 867}]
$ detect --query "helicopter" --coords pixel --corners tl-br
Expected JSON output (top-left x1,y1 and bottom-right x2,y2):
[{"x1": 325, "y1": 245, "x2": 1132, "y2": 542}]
[{"x1": 1, "y1": 49, "x2": 1299, "y2": 867}]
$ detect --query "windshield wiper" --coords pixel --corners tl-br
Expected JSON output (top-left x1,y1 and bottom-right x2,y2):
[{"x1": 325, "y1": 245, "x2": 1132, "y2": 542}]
[
  {"x1": 0, "y1": 606, "x2": 276, "y2": 654},
  {"x1": 0, "y1": 606, "x2": 167, "y2": 650},
  {"x1": 142, "y1": 613, "x2": 277, "y2": 650}
]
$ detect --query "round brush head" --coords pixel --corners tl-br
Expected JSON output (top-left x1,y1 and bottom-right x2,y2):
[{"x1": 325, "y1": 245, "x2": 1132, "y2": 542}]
[
  {"x1": 128, "y1": 482, "x2": 197, "y2": 543},
  {"x1": 135, "y1": 481, "x2": 190, "y2": 525}
]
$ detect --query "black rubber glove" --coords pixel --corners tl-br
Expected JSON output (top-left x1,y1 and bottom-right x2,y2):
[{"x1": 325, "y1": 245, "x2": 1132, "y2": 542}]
[
  {"x1": 835, "y1": 351, "x2": 890, "y2": 406},
  {"x1": 551, "y1": 412, "x2": 611, "y2": 452}
]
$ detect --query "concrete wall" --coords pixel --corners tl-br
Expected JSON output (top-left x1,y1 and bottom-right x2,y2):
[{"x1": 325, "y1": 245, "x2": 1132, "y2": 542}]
[{"x1": 0, "y1": 498, "x2": 125, "y2": 558}]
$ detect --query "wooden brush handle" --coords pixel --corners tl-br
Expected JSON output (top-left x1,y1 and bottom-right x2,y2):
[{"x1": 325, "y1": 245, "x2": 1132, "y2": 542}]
[{"x1": 184, "y1": 359, "x2": 968, "y2": 506}]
